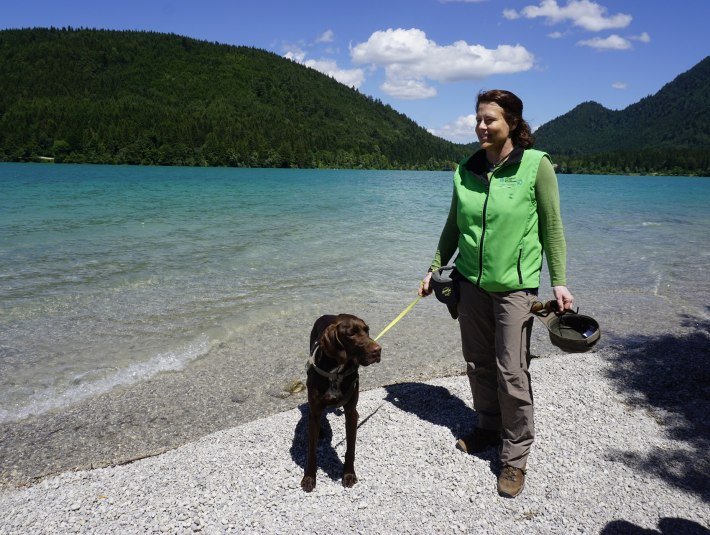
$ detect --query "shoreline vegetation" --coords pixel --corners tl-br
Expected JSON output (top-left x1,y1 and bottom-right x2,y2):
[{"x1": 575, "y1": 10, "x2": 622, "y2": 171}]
[
  {"x1": 15, "y1": 157, "x2": 710, "y2": 177},
  {"x1": 1, "y1": 28, "x2": 708, "y2": 177}
]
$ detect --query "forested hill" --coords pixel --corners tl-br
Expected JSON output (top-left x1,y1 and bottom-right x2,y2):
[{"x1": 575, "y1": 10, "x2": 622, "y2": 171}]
[
  {"x1": 2, "y1": 29, "x2": 707, "y2": 175},
  {"x1": 534, "y1": 56, "x2": 710, "y2": 176},
  {"x1": 0, "y1": 28, "x2": 473, "y2": 169}
]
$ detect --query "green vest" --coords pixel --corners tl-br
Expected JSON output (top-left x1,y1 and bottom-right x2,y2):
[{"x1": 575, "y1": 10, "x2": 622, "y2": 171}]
[{"x1": 454, "y1": 148, "x2": 548, "y2": 292}]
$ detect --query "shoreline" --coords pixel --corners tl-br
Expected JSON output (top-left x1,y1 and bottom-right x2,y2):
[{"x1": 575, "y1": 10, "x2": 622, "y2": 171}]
[
  {"x1": 0, "y1": 306, "x2": 465, "y2": 490},
  {"x1": 1, "y1": 342, "x2": 708, "y2": 534},
  {"x1": 1, "y1": 302, "x2": 708, "y2": 492},
  {"x1": 3, "y1": 158, "x2": 709, "y2": 178}
]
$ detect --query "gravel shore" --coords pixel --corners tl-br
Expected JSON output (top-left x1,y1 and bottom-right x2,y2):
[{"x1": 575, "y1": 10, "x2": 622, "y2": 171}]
[{"x1": 2, "y1": 336, "x2": 708, "y2": 534}]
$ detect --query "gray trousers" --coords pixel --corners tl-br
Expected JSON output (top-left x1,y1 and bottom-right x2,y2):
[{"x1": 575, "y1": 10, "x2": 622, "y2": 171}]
[{"x1": 457, "y1": 280, "x2": 536, "y2": 469}]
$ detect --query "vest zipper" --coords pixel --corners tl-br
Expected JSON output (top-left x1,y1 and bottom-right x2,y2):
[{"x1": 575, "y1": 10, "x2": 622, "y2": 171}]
[{"x1": 475, "y1": 184, "x2": 490, "y2": 287}]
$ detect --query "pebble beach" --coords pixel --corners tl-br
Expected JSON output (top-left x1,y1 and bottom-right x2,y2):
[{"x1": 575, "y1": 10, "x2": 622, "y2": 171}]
[{"x1": 2, "y1": 326, "x2": 708, "y2": 534}]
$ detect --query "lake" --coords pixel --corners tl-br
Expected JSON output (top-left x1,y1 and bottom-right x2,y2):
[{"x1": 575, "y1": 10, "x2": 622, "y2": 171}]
[{"x1": 1, "y1": 163, "x2": 708, "y2": 424}]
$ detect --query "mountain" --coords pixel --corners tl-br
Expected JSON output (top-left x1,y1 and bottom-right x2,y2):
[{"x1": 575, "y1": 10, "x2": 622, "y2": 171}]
[
  {"x1": 534, "y1": 56, "x2": 710, "y2": 175},
  {"x1": 0, "y1": 28, "x2": 473, "y2": 169},
  {"x1": 1, "y1": 28, "x2": 706, "y2": 174}
]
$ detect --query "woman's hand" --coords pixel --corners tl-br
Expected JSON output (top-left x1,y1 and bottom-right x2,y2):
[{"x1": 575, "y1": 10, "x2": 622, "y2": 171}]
[
  {"x1": 419, "y1": 272, "x2": 433, "y2": 297},
  {"x1": 552, "y1": 285, "x2": 574, "y2": 312}
]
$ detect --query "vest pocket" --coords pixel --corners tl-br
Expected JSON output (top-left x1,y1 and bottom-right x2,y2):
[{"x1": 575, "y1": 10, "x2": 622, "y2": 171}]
[{"x1": 517, "y1": 248, "x2": 523, "y2": 285}]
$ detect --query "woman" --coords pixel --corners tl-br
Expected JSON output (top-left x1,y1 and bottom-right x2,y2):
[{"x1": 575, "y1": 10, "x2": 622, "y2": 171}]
[{"x1": 419, "y1": 89, "x2": 574, "y2": 498}]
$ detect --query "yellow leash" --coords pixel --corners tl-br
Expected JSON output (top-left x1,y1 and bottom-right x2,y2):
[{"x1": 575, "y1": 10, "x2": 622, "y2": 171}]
[{"x1": 374, "y1": 295, "x2": 422, "y2": 342}]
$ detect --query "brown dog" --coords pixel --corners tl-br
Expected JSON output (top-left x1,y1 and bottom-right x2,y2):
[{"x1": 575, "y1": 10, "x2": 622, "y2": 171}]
[{"x1": 301, "y1": 314, "x2": 382, "y2": 492}]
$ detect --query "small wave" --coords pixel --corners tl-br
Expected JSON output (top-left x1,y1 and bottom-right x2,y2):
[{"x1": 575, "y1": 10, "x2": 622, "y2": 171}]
[
  {"x1": 0, "y1": 335, "x2": 212, "y2": 424},
  {"x1": 641, "y1": 222, "x2": 662, "y2": 226}
]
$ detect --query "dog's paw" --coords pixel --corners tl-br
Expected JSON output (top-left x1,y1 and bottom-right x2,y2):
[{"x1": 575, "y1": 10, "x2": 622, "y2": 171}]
[
  {"x1": 342, "y1": 473, "x2": 358, "y2": 488},
  {"x1": 301, "y1": 476, "x2": 316, "y2": 493}
]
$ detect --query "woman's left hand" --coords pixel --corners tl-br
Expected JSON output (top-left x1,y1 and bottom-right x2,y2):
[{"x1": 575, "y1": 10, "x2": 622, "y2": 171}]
[{"x1": 552, "y1": 285, "x2": 574, "y2": 312}]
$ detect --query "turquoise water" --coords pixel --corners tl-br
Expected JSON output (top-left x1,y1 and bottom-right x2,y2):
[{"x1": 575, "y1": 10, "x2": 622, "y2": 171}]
[{"x1": 1, "y1": 163, "x2": 709, "y2": 423}]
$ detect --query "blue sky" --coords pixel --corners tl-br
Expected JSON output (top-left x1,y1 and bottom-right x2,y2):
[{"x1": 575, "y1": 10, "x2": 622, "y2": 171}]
[{"x1": 2, "y1": 0, "x2": 708, "y2": 143}]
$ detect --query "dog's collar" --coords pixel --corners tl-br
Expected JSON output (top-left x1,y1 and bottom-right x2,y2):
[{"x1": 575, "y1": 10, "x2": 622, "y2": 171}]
[{"x1": 306, "y1": 342, "x2": 359, "y2": 380}]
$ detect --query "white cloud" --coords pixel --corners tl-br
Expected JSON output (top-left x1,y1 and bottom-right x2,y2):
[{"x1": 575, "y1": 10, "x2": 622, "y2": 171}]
[
  {"x1": 577, "y1": 34, "x2": 631, "y2": 50},
  {"x1": 508, "y1": 0, "x2": 632, "y2": 31},
  {"x1": 284, "y1": 47, "x2": 307, "y2": 63},
  {"x1": 629, "y1": 32, "x2": 651, "y2": 43},
  {"x1": 548, "y1": 31, "x2": 564, "y2": 38},
  {"x1": 350, "y1": 28, "x2": 534, "y2": 99},
  {"x1": 351, "y1": 28, "x2": 432, "y2": 64},
  {"x1": 383, "y1": 78, "x2": 438, "y2": 99},
  {"x1": 612, "y1": 81, "x2": 627, "y2": 89},
  {"x1": 428, "y1": 114, "x2": 477, "y2": 143},
  {"x1": 316, "y1": 30, "x2": 335, "y2": 44},
  {"x1": 503, "y1": 9, "x2": 520, "y2": 20},
  {"x1": 440, "y1": 0, "x2": 488, "y2": 3}
]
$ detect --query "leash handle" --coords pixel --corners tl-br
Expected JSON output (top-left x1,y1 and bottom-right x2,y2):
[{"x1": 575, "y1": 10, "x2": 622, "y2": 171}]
[
  {"x1": 374, "y1": 295, "x2": 421, "y2": 342},
  {"x1": 531, "y1": 300, "x2": 579, "y2": 317},
  {"x1": 531, "y1": 300, "x2": 556, "y2": 316}
]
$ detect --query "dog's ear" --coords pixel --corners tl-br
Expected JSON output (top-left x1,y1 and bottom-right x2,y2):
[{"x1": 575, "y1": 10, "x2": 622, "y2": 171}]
[{"x1": 320, "y1": 323, "x2": 347, "y2": 364}]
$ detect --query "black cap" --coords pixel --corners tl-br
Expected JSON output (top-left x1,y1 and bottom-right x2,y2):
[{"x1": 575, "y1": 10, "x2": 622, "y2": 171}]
[{"x1": 546, "y1": 313, "x2": 601, "y2": 353}]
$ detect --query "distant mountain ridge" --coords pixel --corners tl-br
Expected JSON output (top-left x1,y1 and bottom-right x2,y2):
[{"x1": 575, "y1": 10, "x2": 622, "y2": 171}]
[
  {"x1": 534, "y1": 56, "x2": 709, "y2": 175},
  {"x1": 0, "y1": 28, "x2": 472, "y2": 169},
  {"x1": 0, "y1": 28, "x2": 706, "y2": 175}
]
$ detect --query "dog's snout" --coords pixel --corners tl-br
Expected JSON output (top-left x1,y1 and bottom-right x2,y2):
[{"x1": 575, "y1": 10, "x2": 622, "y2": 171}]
[{"x1": 368, "y1": 340, "x2": 382, "y2": 363}]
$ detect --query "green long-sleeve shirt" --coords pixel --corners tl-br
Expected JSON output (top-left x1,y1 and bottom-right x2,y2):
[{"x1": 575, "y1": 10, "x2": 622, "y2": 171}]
[{"x1": 431, "y1": 155, "x2": 567, "y2": 287}]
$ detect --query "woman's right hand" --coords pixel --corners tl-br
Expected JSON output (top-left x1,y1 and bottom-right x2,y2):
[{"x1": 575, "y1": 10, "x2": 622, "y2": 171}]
[
  {"x1": 418, "y1": 272, "x2": 433, "y2": 297},
  {"x1": 552, "y1": 285, "x2": 575, "y2": 312}
]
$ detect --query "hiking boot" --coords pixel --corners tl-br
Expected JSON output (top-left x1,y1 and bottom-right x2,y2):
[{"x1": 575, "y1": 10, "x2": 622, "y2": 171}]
[
  {"x1": 497, "y1": 465, "x2": 525, "y2": 498},
  {"x1": 455, "y1": 427, "x2": 501, "y2": 454}
]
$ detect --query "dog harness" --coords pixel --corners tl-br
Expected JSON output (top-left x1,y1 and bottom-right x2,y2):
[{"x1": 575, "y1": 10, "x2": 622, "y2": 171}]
[{"x1": 306, "y1": 342, "x2": 359, "y2": 408}]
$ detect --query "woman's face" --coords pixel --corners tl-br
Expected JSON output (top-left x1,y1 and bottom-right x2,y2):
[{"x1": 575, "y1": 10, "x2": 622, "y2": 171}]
[{"x1": 475, "y1": 102, "x2": 514, "y2": 151}]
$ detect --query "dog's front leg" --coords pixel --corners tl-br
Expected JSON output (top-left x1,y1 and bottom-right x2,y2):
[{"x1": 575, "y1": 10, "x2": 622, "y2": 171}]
[
  {"x1": 301, "y1": 403, "x2": 321, "y2": 492},
  {"x1": 342, "y1": 394, "x2": 359, "y2": 488}
]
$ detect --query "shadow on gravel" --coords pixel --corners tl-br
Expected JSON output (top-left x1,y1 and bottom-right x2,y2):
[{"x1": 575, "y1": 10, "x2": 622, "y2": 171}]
[
  {"x1": 383, "y1": 382, "x2": 475, "y2": 437},
  {"x1": 289, "y1": 404, "x2": 343, "y2": 482},
  {"x1": 603, "y1": 311, "x2": 710, "y2": 502},
  {"x1": 383, "y1": 382, "x2": 499, "y2": 471},
  {"x1": 600, "y1": 517, "x2": 710, "y2": 534}
]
